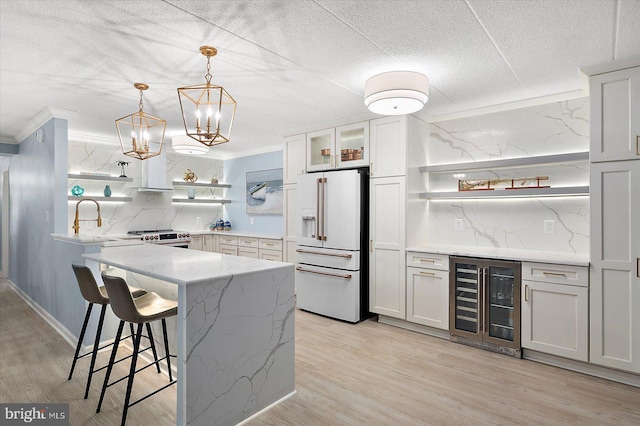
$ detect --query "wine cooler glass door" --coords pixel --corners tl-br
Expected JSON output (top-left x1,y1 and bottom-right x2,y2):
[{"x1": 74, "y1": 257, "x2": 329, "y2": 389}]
[
  {"x1": 487, "y1": 265, "x2": 516, "y2": 342},
  {"x1": 453, "y1": 262, "x2": 480, "y2": 334}
]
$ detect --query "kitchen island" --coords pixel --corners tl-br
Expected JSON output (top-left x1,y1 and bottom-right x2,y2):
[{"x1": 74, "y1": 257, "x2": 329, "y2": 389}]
[{"x1": 83, "y1": 244, "x2": 295, "y2": 426}]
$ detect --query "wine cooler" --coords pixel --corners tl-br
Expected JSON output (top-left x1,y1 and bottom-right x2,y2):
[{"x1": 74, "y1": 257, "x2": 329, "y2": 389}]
[{"x1": 449, "y1": 256, "x2": 522, "y2": 357}]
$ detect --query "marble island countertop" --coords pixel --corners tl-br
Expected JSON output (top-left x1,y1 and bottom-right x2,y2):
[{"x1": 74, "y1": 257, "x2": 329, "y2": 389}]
[{"x1": 406, "y1": 243, "x2": 589, "y2": 266}]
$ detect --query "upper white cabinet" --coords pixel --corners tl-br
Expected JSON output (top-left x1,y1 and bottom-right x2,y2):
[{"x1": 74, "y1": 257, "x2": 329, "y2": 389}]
[
  {"x1": 590, "y1": 66, "x2": 640, "y2": 162},
  {"x1": 589, "y1": 160, "x2": 640, "y2": 373},
  {"x1": 369, "y1": 116, "x2": 407, "y2": 178},
  {"x1": 306, "y1": 122, "x2": 369, "y2": 172},
  {"x1": 283, "y1": 134, "x2": 306, "y2": 184}
]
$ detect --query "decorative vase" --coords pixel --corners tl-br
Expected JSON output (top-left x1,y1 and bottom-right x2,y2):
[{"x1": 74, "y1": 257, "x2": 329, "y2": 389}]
[
  {"x1": 71, "y1": 185, "x2": 84, "y2": 196},
  {"x1": 103, "y1": 185, "x2": 112, "y2": 197},
  {"x1": 187, "y1": 188, "x2": 196, "y2": 199}
]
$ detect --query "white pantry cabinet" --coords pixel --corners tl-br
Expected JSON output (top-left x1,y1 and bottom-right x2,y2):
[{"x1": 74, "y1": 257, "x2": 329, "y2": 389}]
[
  {"x1": 369, "y1": 176, "x2": 406, "y2": 319},
  {"x1": 283, "y1": 134, "x2": 306, "y2": 184},
  {"x1": 589, "y1": 66, "x2": 640, "y2": 162},
  {"x1": 283, "y1": 184, "x2": 297, "y2": 263},
  {"x1": 521, "y1": 262, "x2": 588, "y2": 362},
  {"x1": 406, "y1": 252, "x2": 449, "y2": 330},
  {"x1": 589, "y1": 160, "x2": 640, "y2": 373}
]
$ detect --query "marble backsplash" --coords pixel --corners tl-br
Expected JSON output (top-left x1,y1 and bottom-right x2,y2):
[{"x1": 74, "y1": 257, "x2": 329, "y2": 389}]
[
  {"x1": 423, "y1": 98, "x2": 590, "y2": 254},
  {"x1": 68, "y1": 141, "x2": 225, "y2": 234}
]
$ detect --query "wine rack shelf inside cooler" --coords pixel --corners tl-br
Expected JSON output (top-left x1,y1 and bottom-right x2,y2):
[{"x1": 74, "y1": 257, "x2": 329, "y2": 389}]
[{"x1": 454, "y1": 263, "x2": 479, "y2": 333}]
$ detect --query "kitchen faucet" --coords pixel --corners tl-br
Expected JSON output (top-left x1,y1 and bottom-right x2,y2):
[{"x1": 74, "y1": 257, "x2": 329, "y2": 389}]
[{"x1": 72, "y1": 198, "x2": 102, "y2": 234}]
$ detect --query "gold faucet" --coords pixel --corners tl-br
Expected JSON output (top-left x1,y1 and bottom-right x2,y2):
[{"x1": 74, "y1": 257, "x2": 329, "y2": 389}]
[{"x1": 73, "y1": 198, "x2": 102, "y2": 234}]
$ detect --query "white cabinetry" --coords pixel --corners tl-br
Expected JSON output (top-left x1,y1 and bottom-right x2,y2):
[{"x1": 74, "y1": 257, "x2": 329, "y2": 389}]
[
  {"x1": 306, "y1": 122, "x2": 369, "y2": 172},
  {"x1": 283, "y1": 184, "x2": 297, "y2": 263},
  {"x1": 406, "y1": 252, "x2": 449, "y2": 330},
  {"x1": 189, "y1": 235, "x2": 203, "y2": 250},
  {"x1": 283, "y1": 134, "x2": 306, "y2": 184},
  {"x1": 202, "y1": 234, "x2": 219, "y2": 253},
  {"x1": 521, "y1": 262, "x2": 588, "y2": 362},
  {"x1": 369, "y1": 116, "x2": 407, "y2": 178},
  {"x1": 369, "y1": 176, "x2": 406, "y2": 318},
  {"x1": 590, "y1": 160, "x2": 640, "y2": 373},
  {"x1": 589, "y1": 66, "x2": 640, "y2": 162}
]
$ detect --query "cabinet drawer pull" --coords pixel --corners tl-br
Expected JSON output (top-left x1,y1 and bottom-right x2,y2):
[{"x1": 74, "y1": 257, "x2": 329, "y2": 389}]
[
  {"x1": 542, "y1": 271, "x2": 567, "y2": 278},
  {"x1": 264, "y1": 242, "x2": 274, "y2": 246},
  {"x1": 419, "y1": 258, "x2": 436, "y2": 263},
  {"x1": 296, "y1": 248, "x2": 352, "y2": 258},
  {"x1": 296, "y1": 266, "x2": 351, "y2": 280},
  {"x1": 419, "y1": 271, "x2": 435, "y2": 277}
]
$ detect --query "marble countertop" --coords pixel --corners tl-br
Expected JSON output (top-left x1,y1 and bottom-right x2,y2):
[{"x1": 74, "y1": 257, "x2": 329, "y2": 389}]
[
  {"x1": 83, "y1": 243, "x2": 291, "y2": 286},
  {"x1": 406, "y1": 244, "x2": 590, "y2": 266},
  {"x1": 52, "y1": 233, "x2": 117, "y2": 246},
  {"x1": 188, "y1": 230, "x2": 283, "y2": 239}
]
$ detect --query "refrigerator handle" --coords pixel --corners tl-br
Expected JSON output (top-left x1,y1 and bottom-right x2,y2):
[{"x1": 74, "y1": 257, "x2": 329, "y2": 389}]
[
  {"x1": 482, "y1": 267, "x2": 488, "y2": 334},
  {"x1": 321, "y1": 177, "x2": 327, "y2": 241},
  {"x1": 315, "y1": 178, "x2": 322, "y2": 240}
]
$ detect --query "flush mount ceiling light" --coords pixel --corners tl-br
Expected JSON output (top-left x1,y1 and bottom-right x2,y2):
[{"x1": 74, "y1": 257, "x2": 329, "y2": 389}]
[
  {"x1": 364, "y1": 71, "x2": 429, "y2": 116},
  {"x1": 177, "y1": 46, "x2": 237, "y2": 148},
  {"x1": 172, "y1": 134, "x2": 208, "y2": 155},
  {"x1": 115, "y1": 83, "x2": 166, "y2": 160}
]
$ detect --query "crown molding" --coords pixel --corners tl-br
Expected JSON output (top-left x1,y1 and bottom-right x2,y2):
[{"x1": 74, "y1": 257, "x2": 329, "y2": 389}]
[{"x1": 15, "y1": 107, "x2": 76, "y2": 143}]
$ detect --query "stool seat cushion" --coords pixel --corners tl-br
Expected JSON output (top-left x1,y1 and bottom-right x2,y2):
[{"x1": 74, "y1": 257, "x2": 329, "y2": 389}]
[
  {"x1": 133, "y1": 293, "x2": 178, "y2": 323},
  {"x1": 97, "y1": 285, "x2": 147, "y2": 301}
]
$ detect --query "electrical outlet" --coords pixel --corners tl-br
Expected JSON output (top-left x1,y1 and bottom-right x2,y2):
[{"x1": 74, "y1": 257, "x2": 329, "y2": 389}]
[
  {"x1": 544, "y1": 220, "x2": 555, "y2": 234},
  {"x1": 44, "y1": 210, "x2": 49, "y2": 223},
  {"x1": 196, "y1": 217, "x2": 202, "y2": 225},
  {"x1": 250, "y1": 217, "x2": 254, "y2": 225},
  {"x1": 454, "y1": 218, "x2": 464, "y2": 231}
]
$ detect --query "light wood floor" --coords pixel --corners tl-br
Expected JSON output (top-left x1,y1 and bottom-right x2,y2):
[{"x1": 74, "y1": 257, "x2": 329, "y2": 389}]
[{"x1": 1, "y1": 279, "x2": 639, "y2": 425}]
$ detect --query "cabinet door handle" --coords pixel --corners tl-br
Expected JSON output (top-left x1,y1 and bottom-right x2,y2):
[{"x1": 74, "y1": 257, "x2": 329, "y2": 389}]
[
  {"x1": 330, "y1": 155, "x2": 334, "y2": 167},
  {"x1": 370, "y1": 162, "x2": 373, "y2": 176},
  {"x1": 370, "y1": 239, "x2": 373, "y2": 253},
  {"x1": 636, "y1": 135, "x2": 639, "y2": 155},
  {"x1": 525, "y1": 284, "x2": 529, "y2": 302},
  {"x1": 419, "y1": 271, "x2": 436, "y2": 277}
]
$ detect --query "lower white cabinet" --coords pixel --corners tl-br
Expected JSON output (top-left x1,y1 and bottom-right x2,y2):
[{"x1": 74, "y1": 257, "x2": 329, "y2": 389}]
[
  {"x1": 521, "y1": 262, "x2": 589, "y2": 362},
  {"x1": 189, "y1": 235, "x2": 203, "y2": 250},
  {"x1": 202, "y1": 234, "x2": 219, "y2": 253},
  {"x1": 406, "y1": 251, "x2": 449, "y2": 330},
  {"x1": 214, "y1": 235, "x2": 283, "y2": 261},
  {"x1": 220, "y1": 245, "x2": 238, "y2": 256},
  {"x1": 369, "y1": 176, "x2": 406, "y2": 319},
  {"x1": 238, "y1": 246, "x2": 259, "y2": 258}
]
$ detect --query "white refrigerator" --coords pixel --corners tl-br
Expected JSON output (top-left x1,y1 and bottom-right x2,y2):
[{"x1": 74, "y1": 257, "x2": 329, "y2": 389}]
[{"x1": 295, "y1": 168, "x2": 369, "y2": 323}]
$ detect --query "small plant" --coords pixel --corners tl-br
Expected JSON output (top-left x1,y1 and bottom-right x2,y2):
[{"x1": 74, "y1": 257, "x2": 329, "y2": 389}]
[{"x1": 116, "y1": 160, "x2": 130, "y2": 177}]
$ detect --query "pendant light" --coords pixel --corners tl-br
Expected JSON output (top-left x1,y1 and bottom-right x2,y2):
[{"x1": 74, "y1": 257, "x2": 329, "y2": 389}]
[
  {"x1": 115, "y1": 83, "x2": 166, "y2": 160},
  {"x1": 172, "y1": 134, "x2": 208, "y2": 155},
  {"x1": 177, "y1": 46, "x2": 237, "y2": 147},
  {"x1": 364, "y1": 71, "x2": 429, "y2": 115}
]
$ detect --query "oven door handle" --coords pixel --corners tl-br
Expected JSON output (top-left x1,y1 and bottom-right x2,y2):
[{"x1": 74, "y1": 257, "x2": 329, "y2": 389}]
[{"x1": 295, "y1": 266, "x2": 351, "y2": 280}]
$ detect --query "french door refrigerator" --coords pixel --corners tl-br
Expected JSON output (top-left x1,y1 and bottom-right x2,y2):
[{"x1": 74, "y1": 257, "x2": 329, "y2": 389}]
[
  {"x1": 450, "y1": 256, "x2": 522, "y2": 357},
  {"x1": 295, "y1": 168, "x2": 369, "y2": 323}
]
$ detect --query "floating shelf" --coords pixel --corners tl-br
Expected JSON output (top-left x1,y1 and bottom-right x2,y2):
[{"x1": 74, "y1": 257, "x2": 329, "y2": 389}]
[
  {"x1": 172, "y1": 181, "x2": 231, "y2": 188},
  {"x1": 171, "y1": 198, "x2": 231, "y2": 204},
  {"x1": 419, "y1": 152, "x2": 589, "y2": 174},
  {"x1": 420, "y1": 186, "x2": 589, "y2": 199},
  {"x1": 68, "y1": 173, "x2": 133, "y2": 182},
  {"x1": 68, "y1": 196, "x2": 133, "y2": 202}
]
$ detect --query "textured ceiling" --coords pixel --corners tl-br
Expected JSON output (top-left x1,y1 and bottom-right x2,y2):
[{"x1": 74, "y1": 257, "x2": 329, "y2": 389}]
[{"x1": 1, "y1": 0, "x2": 639, "y2": 157}]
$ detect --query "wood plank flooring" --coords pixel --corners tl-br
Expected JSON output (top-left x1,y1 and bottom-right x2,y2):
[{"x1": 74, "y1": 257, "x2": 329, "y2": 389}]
[{"x1": 1, "y1": 279, "x2": 639, "y2": 425}]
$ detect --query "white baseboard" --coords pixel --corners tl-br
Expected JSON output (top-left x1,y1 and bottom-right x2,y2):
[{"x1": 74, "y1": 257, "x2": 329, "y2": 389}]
[
  {"x1": 523, "y1": 349, "x2": 640, "y2": 388},
  {"x1": 236, "y1": 390, "x2": 298, "y2": 426},
  {"x1": 377, "y1": 315, "x2": 451, "y2": 340}
]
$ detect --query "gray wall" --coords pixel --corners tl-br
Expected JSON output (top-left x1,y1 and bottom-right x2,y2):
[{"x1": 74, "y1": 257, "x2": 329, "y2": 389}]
[
  {"x1": 0, "y1": 157, "x2": 11, "y2": 275},
  {"x1": 8, "y1": 118, "x2": 91, "y2": 339}
]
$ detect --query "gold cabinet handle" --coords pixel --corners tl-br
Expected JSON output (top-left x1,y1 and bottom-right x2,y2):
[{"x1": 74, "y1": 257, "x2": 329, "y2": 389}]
[
  {"x1": 542, "y1": 271, "x2": 567, "y2": 278},
  {"x1": 370, "y1": 239, "x2": 373, "y2": 253},
  {"x1": 419, "y1": 258, "x2": 436, "y2": 263},
  {"x1": 636, "y1": 135, "x2": 639, "y2": 155},
  {"x1": 525, "y1": 284, "x2": 529, "y2": 302},
  {"x1": 419, "y1": 271, "x2": 436, "y2": 277},
  {"x1": 370, "y1": 162, "x2": 373, "y2": 176}
]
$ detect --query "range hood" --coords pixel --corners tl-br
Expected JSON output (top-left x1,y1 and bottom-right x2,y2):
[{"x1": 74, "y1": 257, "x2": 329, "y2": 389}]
[{"x1": 139, "y1": 150, "x2": 171, "y2": 192}]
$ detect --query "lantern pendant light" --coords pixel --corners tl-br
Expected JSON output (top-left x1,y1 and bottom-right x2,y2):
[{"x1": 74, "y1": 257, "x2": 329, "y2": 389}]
[
  {"x1": 177, "y1": 46, "x2": 237, "y2": 147},
  {"x1": 116, "y1": 83, "x2": 166, "y2": 160}
]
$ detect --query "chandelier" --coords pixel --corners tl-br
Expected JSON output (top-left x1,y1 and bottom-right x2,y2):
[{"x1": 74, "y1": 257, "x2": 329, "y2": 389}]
[
  {"x1": 115, "y1": 83, "x2": 166, "y2": 160},
  {"x1": 177, "y1": 46, "x2": 237, "y2": 147}
]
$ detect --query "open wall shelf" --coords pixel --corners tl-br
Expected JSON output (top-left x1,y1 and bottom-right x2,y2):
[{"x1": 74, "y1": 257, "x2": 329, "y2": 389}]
[
  {"x1": 68, "y1": 173, "x2": 133, "y2": 182},
  {"x1": 419, "y1": 152, "x2": 589, "y2": 173},
  {"x1": 68, "y1": 196, "x2": 133, "y2": 202},
  {"x1": 420, "y1": 186, "x2": 589, "y2": 199},
  {"x1": 172, "y1": 181, "x2": 231, "y2": 188},
  {"x1": 171, "y1": 198, "x2": 231, "y2": 204}
]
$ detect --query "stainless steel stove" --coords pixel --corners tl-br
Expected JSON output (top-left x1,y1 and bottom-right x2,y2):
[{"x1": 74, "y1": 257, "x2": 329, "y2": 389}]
[{"x1": 127, "y1": 229, "x2": 191, "y2": 248}]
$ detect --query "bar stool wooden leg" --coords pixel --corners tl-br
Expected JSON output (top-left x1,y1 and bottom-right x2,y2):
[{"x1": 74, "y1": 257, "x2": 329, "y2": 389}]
[
  {"x1": 97, "y1": 320, "x2": 125, "y2": 413},
  {"x1": 121, "y1": 323, "x2": 144, "y2": 426},
  {"x1": 161, "y1": 319, "x2": 173, "y2": 382},
  {"x1": 68, "y1": 302, "x2": 93, "y2": 380},
  {"x1": 84, "y1": 304, "x2": 107, "y2": 399}
]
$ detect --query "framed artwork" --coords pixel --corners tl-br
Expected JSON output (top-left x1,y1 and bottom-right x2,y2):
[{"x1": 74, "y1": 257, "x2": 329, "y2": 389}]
[{"x1": 246, "y1": 168, "x2": 283, "y2": 214}]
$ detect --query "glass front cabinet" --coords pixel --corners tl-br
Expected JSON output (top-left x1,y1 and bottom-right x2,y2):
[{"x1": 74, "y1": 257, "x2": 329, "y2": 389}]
[
  {"x1": 450, "y1": 256, "x2": 522, "y2": 356},
  {"x1": 306, "y1": 121, "x2": 369, "y2": 172}
]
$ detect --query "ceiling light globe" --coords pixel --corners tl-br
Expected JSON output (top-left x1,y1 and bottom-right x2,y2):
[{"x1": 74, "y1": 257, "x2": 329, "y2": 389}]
[{"x1": 172, "y1": 135, "x2": 209, "y2": 155}]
